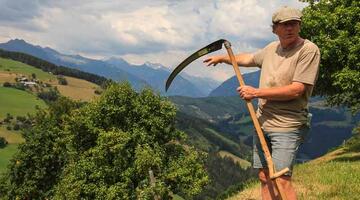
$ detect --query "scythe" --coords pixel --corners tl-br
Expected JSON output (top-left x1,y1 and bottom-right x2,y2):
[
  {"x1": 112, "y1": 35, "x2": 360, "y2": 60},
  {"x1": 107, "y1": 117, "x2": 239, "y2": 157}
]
[{"x1": 165, "y1": 39, "x2": 289, "y2": 200}]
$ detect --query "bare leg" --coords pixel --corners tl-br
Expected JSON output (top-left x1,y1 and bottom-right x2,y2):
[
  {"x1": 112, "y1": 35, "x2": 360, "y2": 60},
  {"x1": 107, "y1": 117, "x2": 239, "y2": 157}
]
[
  {"x1": 258, "y1": 169, "x2": 278, "y2": 200},
  {"x1": 258, "y1": 169, "x2": 297, "y2": 200},
  {"x1": 277, "y1": 175, "x2": 297, "y2": 200}
]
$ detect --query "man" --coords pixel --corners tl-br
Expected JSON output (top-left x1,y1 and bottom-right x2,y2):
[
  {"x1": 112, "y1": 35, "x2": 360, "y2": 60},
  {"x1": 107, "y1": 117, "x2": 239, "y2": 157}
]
[{"x1": 203, "y1": 6, "x2": 320, "y2": 200}]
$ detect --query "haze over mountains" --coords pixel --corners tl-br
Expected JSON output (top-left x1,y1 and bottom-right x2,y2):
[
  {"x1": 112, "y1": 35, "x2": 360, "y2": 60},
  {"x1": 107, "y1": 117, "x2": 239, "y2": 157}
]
[{"x1": 0, "y1": 39, "x2": 220, "y2": 97}]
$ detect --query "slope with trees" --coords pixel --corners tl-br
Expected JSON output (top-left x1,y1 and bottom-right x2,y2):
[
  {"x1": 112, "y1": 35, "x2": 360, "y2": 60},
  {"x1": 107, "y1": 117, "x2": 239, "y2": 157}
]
[{"x1": 0, "y1": 84, "x2": 209, "y2": 199}]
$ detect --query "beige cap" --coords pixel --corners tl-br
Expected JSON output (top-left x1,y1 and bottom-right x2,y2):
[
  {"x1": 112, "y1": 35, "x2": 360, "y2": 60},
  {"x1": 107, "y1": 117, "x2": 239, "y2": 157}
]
[{"x1": 272, "y1": 6, "x2": 302, "y2": 23}]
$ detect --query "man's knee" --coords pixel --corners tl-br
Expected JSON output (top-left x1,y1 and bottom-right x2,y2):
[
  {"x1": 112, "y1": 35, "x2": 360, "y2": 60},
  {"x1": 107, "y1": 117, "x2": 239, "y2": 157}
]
[
  {"x1": 277, "y1": 175, "x2": 292, "y2": 187},
  {"x1": 258, "y1": 169, "x2": 270, "y2": 184}
]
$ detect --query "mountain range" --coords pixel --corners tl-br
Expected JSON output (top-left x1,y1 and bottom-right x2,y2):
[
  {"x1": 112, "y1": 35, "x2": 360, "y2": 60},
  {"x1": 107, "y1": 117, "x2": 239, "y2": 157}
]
[
  {"x1": 0, "y1": 39, "x2": 220, "y2": 97},
  {"x1": 209, "y1": 70, "x2": 260, "y2": 97}
]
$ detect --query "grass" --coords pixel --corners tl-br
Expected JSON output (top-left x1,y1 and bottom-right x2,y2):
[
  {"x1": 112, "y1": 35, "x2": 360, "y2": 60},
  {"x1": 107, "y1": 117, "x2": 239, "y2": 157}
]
[
  {"x1": 0, "y1": 126, "x2": 25, "y2": 175},
  {"x1": 295, "y1": 149, "x2": 360, "y2": 200},
  {"x1": 172, "y1": 194, "x2": 185, "y2": 200},
  {"x1": 0, "y1": 86, "x2": 47, "y2": 119},
  {"x1": 0, "y1": 57, "x2": 55, "y2": 81},
  {"x1": 0, "y1": 57, "x2": 101, "y2": 101},
  {"x1": 54, "y1": 76, "x2": 100, "y2": 101},
  {"x1": 227, "y1": 146, "x2": 360, "y2": 200},
  {"x1": 218, "y1": 150, "x2": 251, "y2": 169},
  {"x1": 0, "y1": 144, "x2": 18, "y2": 174},
  {"x1": 0, "y1": 127, "x2": 24, "y2": 144}
]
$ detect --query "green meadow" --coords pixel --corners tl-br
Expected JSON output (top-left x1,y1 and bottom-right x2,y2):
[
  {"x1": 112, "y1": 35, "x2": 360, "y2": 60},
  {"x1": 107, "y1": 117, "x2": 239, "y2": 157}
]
[
  {"x1": 0, "y1": 86, "x2": 44, "y2": 174},
  {"x1": 0, "y1": 86, "x2": 46, "y2": 119},
  {"x1": 0, "y1": 144, "x2": 18, "y2": 174},
  {"x1": 0, "y1": 57, "x2": 55, "y2": 81}
]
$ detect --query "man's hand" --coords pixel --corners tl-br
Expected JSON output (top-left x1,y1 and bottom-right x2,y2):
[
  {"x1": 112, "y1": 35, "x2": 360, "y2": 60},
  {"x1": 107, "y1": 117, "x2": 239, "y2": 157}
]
[
  {"x1": 237, "y1": 85, "x2": 259, "y2": 100},
  {"x1": 203, "y1": 55, "x2": 225, "y2": 66}
]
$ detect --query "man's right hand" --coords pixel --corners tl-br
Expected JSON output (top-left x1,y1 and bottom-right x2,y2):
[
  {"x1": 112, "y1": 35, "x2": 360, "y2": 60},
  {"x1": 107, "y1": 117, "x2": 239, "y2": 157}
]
[{"x1": 203, "y1": 55, "x2": 226, "y2": 66}]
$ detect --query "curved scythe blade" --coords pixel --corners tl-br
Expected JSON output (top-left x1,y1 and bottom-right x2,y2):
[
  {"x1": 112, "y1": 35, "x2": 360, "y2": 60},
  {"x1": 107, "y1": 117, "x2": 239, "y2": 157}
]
[{"x1": 165, "y1": 39, "x2": 226, "y2": 91}]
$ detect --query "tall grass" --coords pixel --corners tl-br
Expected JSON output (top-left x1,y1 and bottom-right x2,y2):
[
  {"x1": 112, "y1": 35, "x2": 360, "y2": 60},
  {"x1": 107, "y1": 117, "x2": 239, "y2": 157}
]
[{"x1": 227, "y1": 146, "x2": 360, "y2": 200}]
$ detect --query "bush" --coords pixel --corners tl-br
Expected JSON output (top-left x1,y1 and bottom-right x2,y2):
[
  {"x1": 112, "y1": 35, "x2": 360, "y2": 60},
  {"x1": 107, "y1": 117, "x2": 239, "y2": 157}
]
[
  {"x1": 94, "y1": 88, "x2": 103, "y2": 95},
  {"x1": 57, "y1": 76, "x2": 68, "y2": 85},
  {"x1": 3, "y1": 113, "x2": 13, "y2": 123},
  {"x1": 13, "y1": 123, "x2": 20, "y2": 131},
  {"x1": 37, "y1": 88, "x2": 60, "y2": 102},
  {"x1": 13, "y1": 83, "x2": 26, "y2": 90},
  {"x1": 3, "y1": 82, "x2": 11, "y2": 87},
  {"x1": 0, "y1": 137, "x2": 8, "y2": 148},
  {"x1": 16, "y1": 116, "x2": 27, "y2": 122}
]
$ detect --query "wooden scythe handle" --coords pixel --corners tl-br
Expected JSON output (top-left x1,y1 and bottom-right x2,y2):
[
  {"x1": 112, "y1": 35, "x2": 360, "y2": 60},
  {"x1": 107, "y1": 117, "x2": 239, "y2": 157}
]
[{"x1": 223, "y1": 41, "x2": 289, "y2": 200}]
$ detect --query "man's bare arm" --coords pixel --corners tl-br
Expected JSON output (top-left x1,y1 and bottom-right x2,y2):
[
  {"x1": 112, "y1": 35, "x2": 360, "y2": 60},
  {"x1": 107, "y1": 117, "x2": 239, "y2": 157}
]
[
  {"x1": 203, "y1": 53, "x2": 256, "y2": 67},
  {"x1": 237, "y1": 82, "x2": 307, "y2": 101}
]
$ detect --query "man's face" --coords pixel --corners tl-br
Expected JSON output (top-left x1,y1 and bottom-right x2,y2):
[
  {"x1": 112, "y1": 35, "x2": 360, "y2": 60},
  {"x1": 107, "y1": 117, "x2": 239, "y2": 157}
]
[{"x1": 274, "y1": 20, "x2": 301, "y2": 43}]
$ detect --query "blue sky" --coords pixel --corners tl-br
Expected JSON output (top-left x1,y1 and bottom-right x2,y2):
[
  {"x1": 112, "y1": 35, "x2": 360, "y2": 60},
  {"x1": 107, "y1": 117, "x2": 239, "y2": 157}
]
[{"x1": 0, "y1": 0, "x2": 307, "y2": 81}]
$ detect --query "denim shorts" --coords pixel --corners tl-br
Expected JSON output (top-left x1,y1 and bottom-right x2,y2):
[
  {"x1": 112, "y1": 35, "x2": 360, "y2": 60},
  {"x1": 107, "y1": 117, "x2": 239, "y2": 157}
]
[{"x1": 252, "y1": 126, "x2": 309, "y2": 176}]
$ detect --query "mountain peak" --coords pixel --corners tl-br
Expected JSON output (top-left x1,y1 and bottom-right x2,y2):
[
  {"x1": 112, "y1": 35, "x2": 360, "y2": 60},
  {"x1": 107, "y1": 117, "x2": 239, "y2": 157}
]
[
  {"x1": 6, "y1": 38, "x2": 32, "y2": 46},
  {"x1": 144, "y1": 61, "x2": 169, "y2": 71},
  {"x1": 105, "y1": 57, "x2": 129, "y2": 66}
]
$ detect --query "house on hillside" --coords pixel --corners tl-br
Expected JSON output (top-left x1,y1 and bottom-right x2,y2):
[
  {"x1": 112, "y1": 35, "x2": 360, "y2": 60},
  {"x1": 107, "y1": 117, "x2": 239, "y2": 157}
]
[
  {"x1": 19, "y1": 77, "x2": 28, "y2": 82},
  {"x1": 22, "y1": 81, "x2": 37, "y2": 86}
]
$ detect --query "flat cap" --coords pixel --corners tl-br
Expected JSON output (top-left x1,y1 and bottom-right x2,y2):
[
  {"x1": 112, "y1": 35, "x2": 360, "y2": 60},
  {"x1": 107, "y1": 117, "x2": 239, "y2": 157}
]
[{"x1": 272, "y1": 6, "x2": 302, "y2": 23}]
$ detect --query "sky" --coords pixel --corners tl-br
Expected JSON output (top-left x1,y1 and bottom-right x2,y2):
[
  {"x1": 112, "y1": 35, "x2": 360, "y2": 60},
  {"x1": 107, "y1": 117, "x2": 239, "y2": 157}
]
[{"x1": 0, "y1": 0, "x2": 307, "y2": 82}]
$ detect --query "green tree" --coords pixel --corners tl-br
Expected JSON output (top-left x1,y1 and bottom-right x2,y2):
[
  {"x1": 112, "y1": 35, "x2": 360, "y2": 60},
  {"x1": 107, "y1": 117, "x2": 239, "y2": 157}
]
[
  {"x1": 0, "y1": 97, "x2": 80, "y2": 199},
  {"x1": 54, "y1": 83, "x2": 208, "y2": 199},
  {"x1": 0, "y1": 83, "x2": 208, "y2": 199},
  {"x1": 300, "y1": 0, "x2": 360, "y2": 113}
]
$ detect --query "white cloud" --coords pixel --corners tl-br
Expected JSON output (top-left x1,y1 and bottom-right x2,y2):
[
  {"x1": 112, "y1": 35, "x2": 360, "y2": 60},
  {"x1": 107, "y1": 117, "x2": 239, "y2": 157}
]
[{"x1": 0, "y1": 0, "x2": 308, "y2": 81}]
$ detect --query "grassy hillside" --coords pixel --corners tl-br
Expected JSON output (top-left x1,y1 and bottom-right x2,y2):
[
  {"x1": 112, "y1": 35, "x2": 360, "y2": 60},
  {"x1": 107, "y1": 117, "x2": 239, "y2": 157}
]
[
  {"x1": 218, "y1": 150, "x2": 251, "y2": 169},
  {"x1": 0, "y1": 57, "x2": 101, "y2": 101},
  {"x1": 0, "y1": 86, "x2": 47, "y2": 119},
  {"x1": 0, "y1": 86, "x2": 42, "y2": 174},
  {"x1": 0, "y1": 57, "x2": 55, "y2": 81},
  {"x1": 227, "y1": 133, "x2": 360, "y2": 200},
  {"x1": 0, "y1": 57, "x2": 100, "y2": 174},
  {"x1": 53, "y1": 76, "x2": 100, "y2": 101},
  {"x1": 0, "y1": 144, "x2": 19, "y2": 174},
  {"x1": 0, "y1": 127, "x2": 24, "y2": 174},
  {"x1": 170, "y1": 96, "x2": 249, "y2": 122}
]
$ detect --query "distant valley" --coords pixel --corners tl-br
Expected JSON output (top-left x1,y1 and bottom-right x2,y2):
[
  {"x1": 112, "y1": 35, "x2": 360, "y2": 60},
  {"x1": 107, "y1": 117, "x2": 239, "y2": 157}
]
[
  {"x1": 0, "y1": 40, "x2": 359, "y2": 199},
  {"x1": 0, "y1": 39, "x2": 220, "y2": 97}
]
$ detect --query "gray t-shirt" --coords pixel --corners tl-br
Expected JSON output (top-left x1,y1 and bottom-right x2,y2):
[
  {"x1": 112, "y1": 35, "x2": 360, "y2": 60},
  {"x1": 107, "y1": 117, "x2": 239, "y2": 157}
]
[{"x1": 253, "y1": 39, "x2": 320, "y2": 132}]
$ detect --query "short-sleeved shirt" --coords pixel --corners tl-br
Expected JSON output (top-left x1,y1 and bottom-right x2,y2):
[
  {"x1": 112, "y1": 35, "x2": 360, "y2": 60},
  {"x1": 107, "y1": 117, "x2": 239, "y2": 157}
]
[{"x1": 253, "y1": 39, "x2": 320, "y2": 132}]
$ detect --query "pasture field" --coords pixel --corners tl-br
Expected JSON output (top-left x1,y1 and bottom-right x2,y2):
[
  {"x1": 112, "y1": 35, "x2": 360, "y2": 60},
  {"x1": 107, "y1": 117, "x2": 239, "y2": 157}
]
[
  {"x1": 0, "y1": 86, "x2": 46, "y2": 119},
  {"x1": 0, "y1": 144, "x2": 19, "y2": 174},
  {"x1": 54, "y1": 76, "x2": 100, "y2": 101},
  {"x1": 0, "y1": 57, "x2": 55, "y2": 81}
]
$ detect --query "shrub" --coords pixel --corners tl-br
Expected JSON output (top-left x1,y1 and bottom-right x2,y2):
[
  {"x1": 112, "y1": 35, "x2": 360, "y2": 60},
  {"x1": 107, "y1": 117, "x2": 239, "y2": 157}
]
[
  {"x1": 3, "y1": 82, "x2": 11, "y2": 87},
  {"x1": 0, "y1": 137, "x2": 8, "y2": 148}
]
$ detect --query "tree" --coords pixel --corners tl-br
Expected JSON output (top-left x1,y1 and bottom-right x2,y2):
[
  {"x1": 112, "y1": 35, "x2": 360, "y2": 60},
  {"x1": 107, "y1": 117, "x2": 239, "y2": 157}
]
[
  {"x1": 54, "y1": 83, "x2": 208, "y2": 199},
  {"x1": 0, "y1": 97, "x2": 80, "y2": 199},
  {"x1": 300, "y1": 0, "x2": 360, "y2": 113},
  {"x1": 0, "y1": 83, "x2": 208, "y2": 199}
]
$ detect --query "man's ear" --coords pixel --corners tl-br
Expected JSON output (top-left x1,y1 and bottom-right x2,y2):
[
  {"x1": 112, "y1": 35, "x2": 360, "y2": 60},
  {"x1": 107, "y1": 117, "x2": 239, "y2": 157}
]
[{"x1": 272, "y1": 24, "x2": 277, "y2": 34}]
